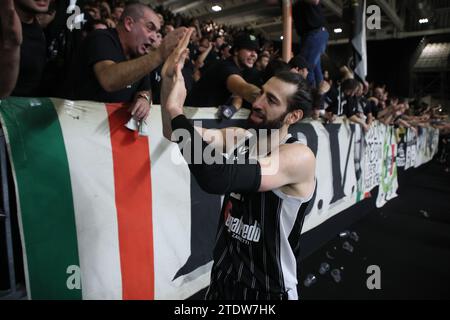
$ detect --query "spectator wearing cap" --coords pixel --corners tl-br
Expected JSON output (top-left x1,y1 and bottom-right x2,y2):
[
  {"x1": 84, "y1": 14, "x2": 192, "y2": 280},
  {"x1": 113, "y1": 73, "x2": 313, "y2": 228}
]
[{"x1": 185, "y1": 32, "x2": 261, "y2": 120}]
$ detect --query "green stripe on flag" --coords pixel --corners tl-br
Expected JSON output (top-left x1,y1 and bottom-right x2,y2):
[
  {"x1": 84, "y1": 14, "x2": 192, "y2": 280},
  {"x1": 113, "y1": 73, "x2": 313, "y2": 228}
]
[{"x1": 0, "y1": 97, "x2": 82, "y2": 299}]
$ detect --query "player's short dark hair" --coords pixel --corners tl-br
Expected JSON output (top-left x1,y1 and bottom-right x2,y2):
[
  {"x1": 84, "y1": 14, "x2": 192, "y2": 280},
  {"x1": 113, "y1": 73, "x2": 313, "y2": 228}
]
[
  {"x1": 273, "y1": 71, "x2": 313, "y2": 116},
  {"x1": 263, "y1": 59, "x2": 290, "y2": 83}
]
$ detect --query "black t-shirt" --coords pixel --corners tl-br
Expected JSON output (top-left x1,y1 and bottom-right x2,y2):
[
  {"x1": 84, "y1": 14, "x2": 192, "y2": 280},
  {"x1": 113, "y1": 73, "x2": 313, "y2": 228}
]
[
  {"x1": 192, "y1": 49, "x2": 221, "y2": 80},
  {"x1": 186, "y1": 57, "x2": 241, "y2": 107},
  {"x1": 325, "y1": 83, "x2": 340, "y2": 114},
  {"x1": 150, "y1": 60, "x2": 194, "y2": 105},
  {"x1": 12, "y1": 21, "x2": 47, "y2": 97},
  {"x1": 182, "y1": 58, "x2": 195, "y2": 94},
  {"x1": 293, "y1": 0, "x2": 326, "y2": 35},
  {"x1": 40, "y1": 0, "x2": 87, "y2": 98},
  {"x1": 364, "y1": 99, "x2": 381, "y2": 118},
  {"x1": 362, "y1": 98, "x2": 377, "y2": 116},
  {"x1": 343, "y1": 95, "x2": 359, "y2": 118},
  {"x1": 243, "y1": 67, "x2": 264, "y2": 88},
  {"x1": 67, "y1": 28, "x2": 150, "y2": 102},
  {"x1": 241, "y1": 67, "x2": 264, "y2": 109}
]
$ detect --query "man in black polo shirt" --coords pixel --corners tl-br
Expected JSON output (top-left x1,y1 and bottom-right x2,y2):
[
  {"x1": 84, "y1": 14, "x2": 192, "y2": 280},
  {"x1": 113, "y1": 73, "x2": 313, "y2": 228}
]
[
  {"x1": 185, "y1": 32, "x2": 261, "y2": 118},
  {"x1": 67, "y1": 2, "x2": 186, "y2": 120},
  {"x1": 293, "y1": 0, "x2": 329, "y2": 88}
]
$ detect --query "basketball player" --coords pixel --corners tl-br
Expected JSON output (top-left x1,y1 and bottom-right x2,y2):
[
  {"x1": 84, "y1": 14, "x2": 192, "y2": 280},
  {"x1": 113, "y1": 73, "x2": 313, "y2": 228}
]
[{"x1": 160, "y1": 29, "x2": 316, "y2": 300}]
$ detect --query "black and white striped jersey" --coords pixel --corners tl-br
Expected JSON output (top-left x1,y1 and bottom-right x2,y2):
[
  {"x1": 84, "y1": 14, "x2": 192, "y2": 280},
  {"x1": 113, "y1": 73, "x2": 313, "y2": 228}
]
[{"x1": 206, "y1": 134, "x2": 314, "y2": 300}]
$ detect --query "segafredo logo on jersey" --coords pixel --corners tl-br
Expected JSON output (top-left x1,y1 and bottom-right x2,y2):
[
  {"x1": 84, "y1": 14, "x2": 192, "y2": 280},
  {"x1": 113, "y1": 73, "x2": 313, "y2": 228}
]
[{"x1": 225, "y1": 214, "x2": 261, "y2": 243}]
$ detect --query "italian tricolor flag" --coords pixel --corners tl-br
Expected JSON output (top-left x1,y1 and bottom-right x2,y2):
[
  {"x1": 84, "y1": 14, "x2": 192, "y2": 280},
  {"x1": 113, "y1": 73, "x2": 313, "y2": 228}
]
[{"x1": 0, "y1": 97, "x2": 211, "y2": 300}]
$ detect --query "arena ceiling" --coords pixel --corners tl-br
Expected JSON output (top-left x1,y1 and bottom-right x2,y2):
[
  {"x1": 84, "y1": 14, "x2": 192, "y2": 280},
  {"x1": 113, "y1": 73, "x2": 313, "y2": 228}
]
[{"x1": 145, "y1": 0, "x2": 450, "y2": 44}]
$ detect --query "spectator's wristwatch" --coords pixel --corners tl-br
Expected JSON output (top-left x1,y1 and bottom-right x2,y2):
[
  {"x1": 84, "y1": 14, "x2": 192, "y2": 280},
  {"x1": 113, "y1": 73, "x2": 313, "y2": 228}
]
[{"x1": 137, "y1": 92, "x2": 151, "y2": 103}]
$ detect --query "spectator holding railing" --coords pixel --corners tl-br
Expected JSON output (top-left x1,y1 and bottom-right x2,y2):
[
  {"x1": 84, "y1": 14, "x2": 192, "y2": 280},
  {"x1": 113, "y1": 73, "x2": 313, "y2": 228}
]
[
  {"x1": 356, "y1": 81, "x2": 374, "y2": 127},
  {"x1": 341, "y1": 78, "x2": 370, "y2": 132}
]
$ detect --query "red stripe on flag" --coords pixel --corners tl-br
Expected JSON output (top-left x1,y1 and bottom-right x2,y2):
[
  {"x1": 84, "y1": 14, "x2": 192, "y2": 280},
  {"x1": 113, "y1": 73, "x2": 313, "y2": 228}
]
[{"x1": 106, "y1": 104, "x2": 154, "y2": 300}]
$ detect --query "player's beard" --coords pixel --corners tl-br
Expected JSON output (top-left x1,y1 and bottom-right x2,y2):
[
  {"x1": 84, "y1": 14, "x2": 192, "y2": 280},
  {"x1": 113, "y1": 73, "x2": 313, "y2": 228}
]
[{"x1": 247, "y1": 110, "x2": 288, "y2": 135}]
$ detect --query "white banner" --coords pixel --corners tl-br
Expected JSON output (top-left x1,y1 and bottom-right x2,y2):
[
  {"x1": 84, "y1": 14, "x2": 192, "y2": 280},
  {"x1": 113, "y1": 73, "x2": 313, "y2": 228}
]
[
  {"x1": 376, "y1": 126, "x2": 399, "y2": 208},
  {"x1": 297, "y1": 119, "x2": 357, "y2": 233},
  {"x1": 396, "y1": 128, "x2": 407, "y2": 168},
  {"x1": 405, "y1": 129, "x2": 417, "y2": 170},
  {"x1": 362, "y1": 122, "x2": 385, "y2": 193}
]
